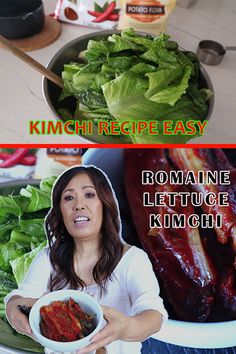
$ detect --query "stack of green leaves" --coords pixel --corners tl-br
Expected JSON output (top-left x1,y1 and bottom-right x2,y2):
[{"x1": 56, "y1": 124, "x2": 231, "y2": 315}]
[
  {"x1": 0, "y1": 176, "x2": 56, "y2": 353},
  {"x1": 60, "y1": 28, "x2": 212, "y2": 144}
]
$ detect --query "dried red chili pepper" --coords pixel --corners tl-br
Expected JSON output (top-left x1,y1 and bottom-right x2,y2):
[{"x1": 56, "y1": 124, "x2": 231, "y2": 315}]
[
  {"x1": 0, "y1": 149, "x2": 29, "y2": 168},
  {"x1": 170, "y1": 149, "x2": 236, "y2": 246},
  {"x1": 192, "y1": 149, "x2": 236, "y2": 321},
  {"x1": 124, "y1": 149, "x2": 215, "y2": 321},
  {"x1": 92, "y1": 1, "x2": 116, "y2": 22}
]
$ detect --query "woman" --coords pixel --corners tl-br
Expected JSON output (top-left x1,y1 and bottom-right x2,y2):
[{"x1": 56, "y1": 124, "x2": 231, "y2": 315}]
[{"x1": 5, "y1": 165, "x2": 167, "y2": 354}]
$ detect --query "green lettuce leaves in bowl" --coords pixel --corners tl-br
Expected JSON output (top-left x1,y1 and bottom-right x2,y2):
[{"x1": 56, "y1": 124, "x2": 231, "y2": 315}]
[
  {"x1": 60, "y1": 28, "x2": 213, "y2": 144},
  {"x1": 0, "y1": 176, "x2": 56, "y2": 353}
]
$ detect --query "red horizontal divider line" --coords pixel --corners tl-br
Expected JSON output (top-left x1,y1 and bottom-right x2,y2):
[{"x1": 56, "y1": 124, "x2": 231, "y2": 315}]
[{"x1": 0, "y1": 144, "x2": 236, "y2": 149}]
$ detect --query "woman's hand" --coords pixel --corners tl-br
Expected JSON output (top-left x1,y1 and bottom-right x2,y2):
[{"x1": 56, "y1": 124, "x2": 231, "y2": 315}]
[
  {"x1": 76, "y1": 307, "x2": 163, "y2": 354},
  {"x1": 5, "y1": 296, "x2": 38, "y2": 337},
  {"x1": 76, "y1": 305, "x2": 129, "y2": 354}
]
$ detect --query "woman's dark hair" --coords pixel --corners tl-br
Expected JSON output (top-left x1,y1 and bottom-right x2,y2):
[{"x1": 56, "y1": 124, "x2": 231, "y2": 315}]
[{"x1": 45, "y1": 165, "x2": 124, "y2": 294}]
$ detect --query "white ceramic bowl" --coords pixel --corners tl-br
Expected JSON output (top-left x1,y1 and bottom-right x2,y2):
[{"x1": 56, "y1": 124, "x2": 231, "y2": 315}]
[
  {"x1": 29, "y1": 290, "x2": 103, "y2": 353},
  {"x1": 83, "y1": 148, "x2": 236, "y2": 350}
]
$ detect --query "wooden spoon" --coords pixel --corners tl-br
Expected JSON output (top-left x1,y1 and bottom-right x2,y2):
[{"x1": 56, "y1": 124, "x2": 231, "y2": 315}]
[{"x1": 0, "y1": 34, "x2": 63, "y2": 89}]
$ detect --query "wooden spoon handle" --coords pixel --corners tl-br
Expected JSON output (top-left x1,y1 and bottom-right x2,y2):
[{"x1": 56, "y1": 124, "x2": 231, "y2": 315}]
[{"x1": 0, "y1": 34, "x2": 63, "y2": 89}]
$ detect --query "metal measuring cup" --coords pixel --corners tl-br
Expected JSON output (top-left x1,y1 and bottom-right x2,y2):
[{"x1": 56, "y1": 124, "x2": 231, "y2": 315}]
[{"x1": 196, "y1": 40, "x2": 236, "y2": 65}]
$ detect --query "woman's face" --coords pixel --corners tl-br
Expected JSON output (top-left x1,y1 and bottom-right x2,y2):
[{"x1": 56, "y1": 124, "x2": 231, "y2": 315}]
[{"x1": 60, "y1": 172, "x2": 103, "y2": 241}]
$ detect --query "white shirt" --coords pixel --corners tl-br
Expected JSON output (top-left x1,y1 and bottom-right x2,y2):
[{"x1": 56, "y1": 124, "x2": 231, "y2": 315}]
[{"x1": 5, "y1": 245, "x2": 168, "y2": 354}]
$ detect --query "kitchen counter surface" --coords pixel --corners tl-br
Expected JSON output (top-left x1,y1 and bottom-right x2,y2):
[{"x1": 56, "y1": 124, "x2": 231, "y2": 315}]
[{"x1": 0, "y1": 0, "x2": 235, "y2": 144}]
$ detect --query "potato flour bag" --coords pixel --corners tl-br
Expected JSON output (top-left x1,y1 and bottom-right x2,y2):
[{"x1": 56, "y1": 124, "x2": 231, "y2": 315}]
[
  {"x1": 118, "y1": 0, "x2": 176, "y2": 35},
  {"x1": 55, "y1": 0, "x2": 121, "y2": 29}
]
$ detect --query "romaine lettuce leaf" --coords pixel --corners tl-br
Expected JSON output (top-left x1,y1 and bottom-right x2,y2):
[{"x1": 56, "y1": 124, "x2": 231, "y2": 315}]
[
  {"x1": 0, "y1": 178, "x2": 55, "y2": 352},
  {"x1": 39, "y1": 176, "x2": 56, "y2": 194},
  {"x1": 107, "y1": 55, "x2": 138, "y2": 72},
  {"x1": 0, "y1": 218, "x2": 18, "y2": 243},
  {"x1": 0, "y1": 318, "x2": 43, "y2": 352},
  {"x1": 0, "y1": 195, "x2": 26, "y2": 217},
  {"x1": 20, "y1": 185, "x2": 51, "y2": 212},
  {"x1": 19, "y1": 218, "x2": 45, "y2": 241},
  {"x1": 108, "y1": 33, "x2": 146, "y2": 52},
  {"x1": 145, "y1": 66, "x2": 184, "y2": 100},
  {"x1": 10, "y1": 241, "x2": 46, "y2": 286},
  {"x1": 145, "y1": 66, "x2": 192, "y2": 106},
  {"x1": 130, "y1": 63, "x2": 157, "y2": 74},
  {"x1": 102, "y1": 71, "x2": 174, "y2": 121},
  {"x1": 0, "y1": 270, "x2": 16, "y2": 297},
  {"x1": 10, "y1": 229, "x2": 31, "y2": 249},
  {"x1": 121, "y1": 28, "x2": 154, "y2": 49},
  {"x1": 85, "y1": 40, "x2": 113, "y2": 62},
  {"x1": 0, "y1": 241, "x2": 25, "y2": 272}
]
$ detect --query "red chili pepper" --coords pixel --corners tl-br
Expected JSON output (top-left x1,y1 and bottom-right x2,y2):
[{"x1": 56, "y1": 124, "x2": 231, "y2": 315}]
[
  {"x1": 20, "y1": 155, "x2": 37, "y2": 166},
  {"x1": 0, "y1": 153, "x2": 11, "y2": 160},
  {"x1": 108, "y1": 13, "x2": 119, "y2": 20},
  {"x1": 88, "y1": 10, "x2": 119, "y2": 21},
  {"x1": 87, "y1": 10, "x2": 99, "y2": 17},
  {"x1": 0, "y1": 152, "x2": 36, "y2": 166},
  {"x1": 92, "y1": 1, "x2": 116, "y2": 23},
  {"x1": 0, "y1": 149, "x2": 30, "y2": 168}
]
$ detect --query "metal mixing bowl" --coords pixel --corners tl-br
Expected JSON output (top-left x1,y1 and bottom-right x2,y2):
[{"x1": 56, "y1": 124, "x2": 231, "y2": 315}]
[{"x1": 43, "y1": 30, "x2": 215, "y2": 144}]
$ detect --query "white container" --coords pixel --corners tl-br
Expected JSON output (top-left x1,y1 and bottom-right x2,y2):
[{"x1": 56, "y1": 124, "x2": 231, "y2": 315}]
[{"x1": 29, "y1": 290, "x2": 103, "y2": 353}]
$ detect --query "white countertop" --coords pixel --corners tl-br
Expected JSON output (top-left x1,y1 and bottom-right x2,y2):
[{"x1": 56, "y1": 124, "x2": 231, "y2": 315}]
[{"x1": 0, "y1": 0, "x2": 236, "y2": 144}]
